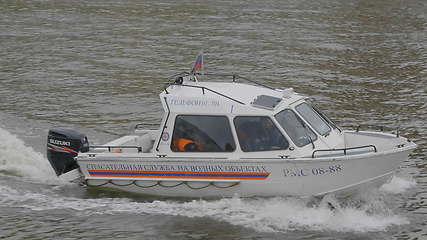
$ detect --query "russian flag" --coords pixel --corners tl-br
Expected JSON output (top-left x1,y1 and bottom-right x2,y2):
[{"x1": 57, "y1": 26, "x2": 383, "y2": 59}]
[{"x1": 191, "y1": 52, "x2": 203, "y2": 73}]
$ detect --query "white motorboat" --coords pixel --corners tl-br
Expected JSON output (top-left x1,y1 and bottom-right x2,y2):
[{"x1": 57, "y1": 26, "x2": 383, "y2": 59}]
[{"x1": 46, "y1": 67, "x2": 417, "y2": 198}]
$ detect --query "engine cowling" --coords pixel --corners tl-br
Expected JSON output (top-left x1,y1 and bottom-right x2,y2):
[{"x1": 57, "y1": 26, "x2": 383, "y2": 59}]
[{"x1": 47, "y1": 128, "x2": 89, "y2": 176}]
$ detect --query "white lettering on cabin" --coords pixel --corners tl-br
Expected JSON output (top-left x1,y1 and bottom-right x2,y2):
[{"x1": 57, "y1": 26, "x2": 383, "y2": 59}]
[{"x1": 169, "y1": 98, "x2": 220, "y2": 107}]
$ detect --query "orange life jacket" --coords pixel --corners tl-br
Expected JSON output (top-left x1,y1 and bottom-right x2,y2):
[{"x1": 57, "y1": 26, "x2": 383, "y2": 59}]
[{"x1": 172, "y1": 138, "x2": 195, "y2": 152}]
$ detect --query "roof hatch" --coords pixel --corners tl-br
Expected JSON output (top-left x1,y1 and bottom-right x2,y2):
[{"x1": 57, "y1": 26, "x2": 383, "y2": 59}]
[{"x1": 251, "y1": 95, "x2": 282, "y2": 110}]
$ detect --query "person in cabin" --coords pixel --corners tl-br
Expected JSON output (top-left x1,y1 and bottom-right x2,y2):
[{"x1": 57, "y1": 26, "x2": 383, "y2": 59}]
[{"x1": 172, "y1": 138, "x2": 202, "y2": 152}]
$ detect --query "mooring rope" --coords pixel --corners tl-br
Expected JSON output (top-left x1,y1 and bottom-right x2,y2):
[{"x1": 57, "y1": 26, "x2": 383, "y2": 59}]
[
  {"x1": 158, "y1": 181, "x2": 186, "y2": 188},
  {"x1": 133, "y1": 181, "x2": 160, "y2": 188},
  {"x1": 85, "y1": 179, "x2": 110, "y2": 187},
  {"x1": 109, "y1": 180, "x2": 134, "y2": 186},
  {"x1": 85, "y1": 179, "x2": 240, "y2": 190},
  {"x1": 211, "y1": 182, "x2": 240, "y2": 188},
  {"x1": 184, "y1": 182, "x2": 212, "y2": 190}
]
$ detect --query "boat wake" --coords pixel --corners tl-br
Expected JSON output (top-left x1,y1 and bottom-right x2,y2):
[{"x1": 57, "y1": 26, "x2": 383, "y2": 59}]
[
  {"x1": 0, "y1": 127, "x2": 59, "y2": 184},
  {"x1": 380, "y1": 175, "x2": 417, "y2": 194},
  {"x1": 0, "y1": 177, "x2": 416, "y2": 233}
]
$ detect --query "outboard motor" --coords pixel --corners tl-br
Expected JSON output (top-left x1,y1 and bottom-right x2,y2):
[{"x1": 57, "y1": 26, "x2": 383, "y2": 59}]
[{"x1": 47, "y1": 128, "x2": 89, "y2": 176}]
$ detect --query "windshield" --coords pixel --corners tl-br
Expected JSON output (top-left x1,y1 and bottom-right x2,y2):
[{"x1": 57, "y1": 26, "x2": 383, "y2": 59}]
[
  {"x1": 295, "y1": 103, "x2": 331, "y2": 136},
  {"x1": 311, "y1": 104, "x2": 339, "y2": 130},
  {"x1": 275, "y1": 109, "x2": 317, "y2": 147}
]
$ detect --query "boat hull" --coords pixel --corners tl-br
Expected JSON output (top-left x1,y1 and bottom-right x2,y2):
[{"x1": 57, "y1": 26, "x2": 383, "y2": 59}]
[{"x1": 77, "y1": 145, "x2": 415, "y2": 198}]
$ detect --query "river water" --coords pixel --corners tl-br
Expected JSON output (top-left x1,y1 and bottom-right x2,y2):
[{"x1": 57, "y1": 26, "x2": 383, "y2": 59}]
[{"x1": 0, "y1": 0, "x2": 426, "y2": 239}]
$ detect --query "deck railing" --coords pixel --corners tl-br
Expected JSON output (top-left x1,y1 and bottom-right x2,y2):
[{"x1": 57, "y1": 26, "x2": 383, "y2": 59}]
[
  {"x1": 90, "y1": 145, "x2": 142, "y2": 153},
  {"x1": 134, "y1": 123, "x2": 160, "y2": 130},
  {"x1": 311, "y1": 145, "x2": 377, "y2": 158}
]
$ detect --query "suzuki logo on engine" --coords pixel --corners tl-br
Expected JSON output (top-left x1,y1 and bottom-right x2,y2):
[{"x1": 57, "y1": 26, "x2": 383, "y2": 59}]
[{"x1": 49, "y1": 139, "x2": 71, "y2": 146}]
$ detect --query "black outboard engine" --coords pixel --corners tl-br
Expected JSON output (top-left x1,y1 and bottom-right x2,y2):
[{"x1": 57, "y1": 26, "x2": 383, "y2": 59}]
[{"x1": 47, "y1": 128, "x2": 89, "y2": 176}]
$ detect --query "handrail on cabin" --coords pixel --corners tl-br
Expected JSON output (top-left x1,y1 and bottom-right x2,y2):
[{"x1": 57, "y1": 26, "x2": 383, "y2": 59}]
[
  {"x1": 200, "y1": 73, "x2": 276, "y2": 90},
  {"x1": 167, "y1": 83, "x2": 246, "y2": 105},
  {"x1": 164, "y1": 71, "x2": 278, "y2": 105},
  {"x1": 168, "y1": 72, "x2": 276, "y2": 90}
]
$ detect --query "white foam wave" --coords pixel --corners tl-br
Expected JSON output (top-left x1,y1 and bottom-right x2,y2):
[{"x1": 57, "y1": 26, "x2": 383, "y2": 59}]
[
  {"x1": 138, "y1": 196, "x2": 408, "y2": 233},
  {"x1": 0, "y1": 127, "x2": 59, "y2": 183},
  {"x1": 380, "y1": 176, "x2": 417, "y2": 194},
  {"x1": 0, "y1": 184, "x2": 409, "y2": 233}
]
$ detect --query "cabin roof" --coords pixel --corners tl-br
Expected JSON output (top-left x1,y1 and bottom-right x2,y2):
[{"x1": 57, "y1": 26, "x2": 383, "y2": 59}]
[{"x1": 161, "y1": 78, "x2": 304, "y2": 114}]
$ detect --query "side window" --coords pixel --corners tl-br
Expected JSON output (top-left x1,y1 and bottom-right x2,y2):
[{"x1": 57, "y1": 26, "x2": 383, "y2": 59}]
[
  {"x1": 234, "y1": 116, "x2": 289, "y2": 152},
  {"x1": 171, "y1": 115, "x2": 235, "y2": 152},
  {"x1": 275, "y1": 109, "x2": 318, "y2": 147},
  {"x1": 295, "y1": 103, "x2": 331, "y2": 136}
]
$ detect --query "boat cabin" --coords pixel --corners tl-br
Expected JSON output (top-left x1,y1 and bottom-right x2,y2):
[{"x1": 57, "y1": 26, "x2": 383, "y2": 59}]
[{"x1": 141, "y1": 74, "x2": 345, "y2": 158}]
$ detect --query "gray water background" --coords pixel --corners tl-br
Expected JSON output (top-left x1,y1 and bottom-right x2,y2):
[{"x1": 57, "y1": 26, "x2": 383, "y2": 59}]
[{"x1": 0, "y1": 0, "x2": 426, "y2": 239}]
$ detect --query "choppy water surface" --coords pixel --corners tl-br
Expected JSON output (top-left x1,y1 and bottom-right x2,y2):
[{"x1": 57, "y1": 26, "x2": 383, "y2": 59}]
[{"x1": 0, "y1": 0, "x2": 426, "y2": 239}]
